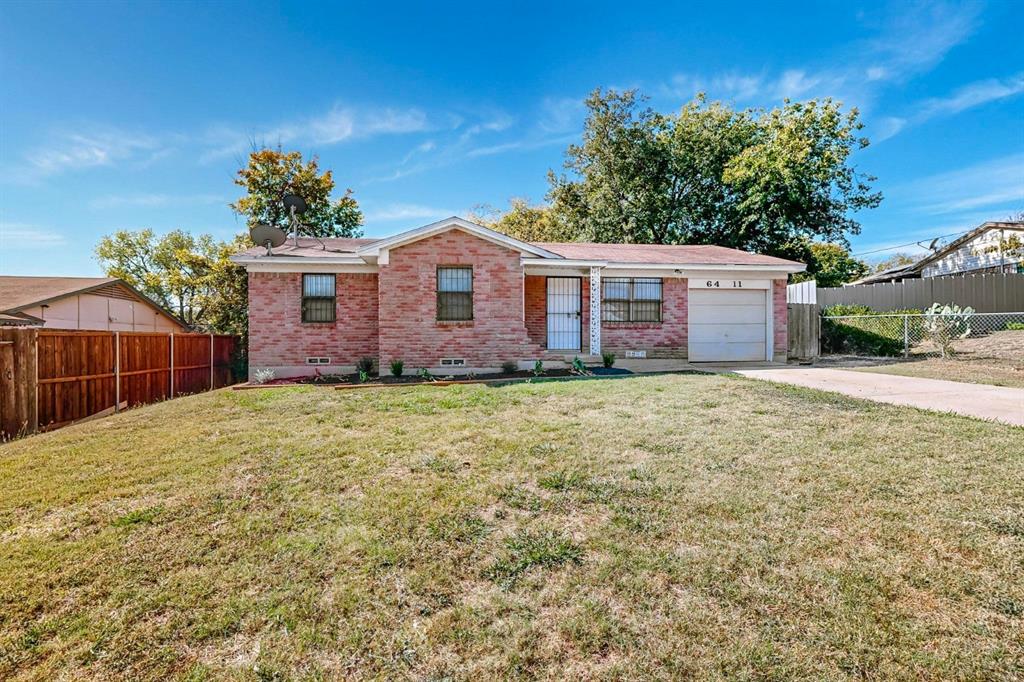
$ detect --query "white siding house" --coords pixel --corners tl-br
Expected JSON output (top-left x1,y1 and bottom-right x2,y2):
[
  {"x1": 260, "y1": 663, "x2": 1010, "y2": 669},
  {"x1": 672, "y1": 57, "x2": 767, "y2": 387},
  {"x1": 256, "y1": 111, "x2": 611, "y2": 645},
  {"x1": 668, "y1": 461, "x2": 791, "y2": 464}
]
[{"x1": 920, "y1": 225, "x2": 1024, "y2": 277}]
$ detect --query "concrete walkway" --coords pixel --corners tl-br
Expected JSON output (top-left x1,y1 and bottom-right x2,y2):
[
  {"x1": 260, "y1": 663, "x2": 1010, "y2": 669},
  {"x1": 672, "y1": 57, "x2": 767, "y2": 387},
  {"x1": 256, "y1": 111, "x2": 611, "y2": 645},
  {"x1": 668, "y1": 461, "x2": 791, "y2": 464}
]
[{"x1": 732, "y1": 367, "x2": 1024, "y2": 427}]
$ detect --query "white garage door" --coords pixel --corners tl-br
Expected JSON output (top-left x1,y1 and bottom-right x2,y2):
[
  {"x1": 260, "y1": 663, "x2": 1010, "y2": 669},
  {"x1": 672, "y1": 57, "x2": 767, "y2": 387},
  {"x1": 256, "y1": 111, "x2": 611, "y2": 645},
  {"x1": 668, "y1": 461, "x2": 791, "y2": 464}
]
[{"x1": 688, "y1": 289, "x2": 768, "y2": 362}]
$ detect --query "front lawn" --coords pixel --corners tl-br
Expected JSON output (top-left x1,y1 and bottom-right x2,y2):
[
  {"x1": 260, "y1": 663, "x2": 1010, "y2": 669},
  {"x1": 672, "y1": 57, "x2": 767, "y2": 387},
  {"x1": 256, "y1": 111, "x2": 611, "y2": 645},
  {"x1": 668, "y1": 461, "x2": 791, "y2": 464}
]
[{"x1": 1, "y1": 375, "x2": 1021, "y2": 680}]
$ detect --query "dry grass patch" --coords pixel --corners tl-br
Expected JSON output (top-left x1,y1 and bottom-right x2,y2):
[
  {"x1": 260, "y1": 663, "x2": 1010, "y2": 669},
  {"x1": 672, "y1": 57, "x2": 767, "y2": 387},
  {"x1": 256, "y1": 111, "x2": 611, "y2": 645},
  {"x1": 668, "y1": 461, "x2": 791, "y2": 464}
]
[{"x1": 0, "y1": 374, "x2": 1021, "y2": 680}]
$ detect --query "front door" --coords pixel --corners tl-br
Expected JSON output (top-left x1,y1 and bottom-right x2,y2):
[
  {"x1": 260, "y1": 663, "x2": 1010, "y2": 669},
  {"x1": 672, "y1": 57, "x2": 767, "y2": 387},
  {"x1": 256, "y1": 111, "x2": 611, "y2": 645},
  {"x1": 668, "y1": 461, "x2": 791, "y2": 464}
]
[{"x1": 546, "y1": 277, "x2": 581, "y2": 350}]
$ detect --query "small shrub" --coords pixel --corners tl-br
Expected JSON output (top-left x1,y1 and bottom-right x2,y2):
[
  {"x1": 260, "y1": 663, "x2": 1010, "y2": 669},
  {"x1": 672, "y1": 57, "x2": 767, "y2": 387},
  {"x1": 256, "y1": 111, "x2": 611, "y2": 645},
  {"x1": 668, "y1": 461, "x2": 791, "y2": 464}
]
[
  {"x1": 532, "y1": 359, "x2": 545, "y2": 377},
  {"x1": 570, "y1": 356, "x2": 588, "y2": 375},
  {"x1": 356, "y1": 356, "x2": 375, "y2": 375},
  {"x1": 251, "y1": 368, "x2": 275, "y2": 385},
  {"x1": 821, "y1": 319, "x2": 903, "y2": 356},
  {"x1": 389, "y1": 359, "x2": 404, "y2": 377},
  {"x1": 501, "y1": 360, "x2": 518, "y2": 374},
  {"x1": 358, "y1": 369, "x2": 370, "y2": 383},
  {"x1": 418, "y1": 367, "x2": 432, "y2": 381},
  {"x1": 1006, "y1": 321, "x2": 1024, "y2": 331},
  {"x1": 484, "y1": 529, "x2": 583, "y2": 588},
  {"x1": 602, "y1": 352, "x2": 616, "y2": 368}
]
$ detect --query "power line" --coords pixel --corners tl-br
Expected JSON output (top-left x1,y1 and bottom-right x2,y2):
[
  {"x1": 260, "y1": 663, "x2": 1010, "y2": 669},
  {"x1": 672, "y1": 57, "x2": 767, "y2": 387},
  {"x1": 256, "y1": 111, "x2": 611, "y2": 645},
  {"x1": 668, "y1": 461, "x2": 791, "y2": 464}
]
[{"x1": 852, "y1": 228, "x2": 974, "y2": 258}]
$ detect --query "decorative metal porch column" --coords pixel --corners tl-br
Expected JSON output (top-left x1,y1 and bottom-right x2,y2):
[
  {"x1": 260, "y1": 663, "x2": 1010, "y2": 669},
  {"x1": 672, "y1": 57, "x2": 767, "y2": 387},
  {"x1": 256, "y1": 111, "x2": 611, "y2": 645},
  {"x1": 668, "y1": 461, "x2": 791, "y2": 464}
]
[{"x1": 589, "y1": 266, "x2": 602, "y2": 355}]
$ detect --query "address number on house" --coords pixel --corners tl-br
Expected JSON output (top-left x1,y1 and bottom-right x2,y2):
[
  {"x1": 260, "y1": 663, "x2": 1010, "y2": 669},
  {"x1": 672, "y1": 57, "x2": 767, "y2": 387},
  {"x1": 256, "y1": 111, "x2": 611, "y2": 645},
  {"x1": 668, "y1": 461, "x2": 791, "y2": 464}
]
[{"x1": 689, "y1": 279, "x2": 770, "y2": 290}]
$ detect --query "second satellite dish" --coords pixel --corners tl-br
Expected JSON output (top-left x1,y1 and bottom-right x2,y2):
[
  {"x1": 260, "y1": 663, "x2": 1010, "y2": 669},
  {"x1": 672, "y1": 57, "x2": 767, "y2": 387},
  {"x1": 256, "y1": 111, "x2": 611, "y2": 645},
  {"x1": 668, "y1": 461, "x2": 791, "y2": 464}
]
[
  {"x1": 283, "y1": 193, "x2": 308, "y2": 214},
  {"x1": 250, "y1": 223, "x2": 287, "y2": 255}
]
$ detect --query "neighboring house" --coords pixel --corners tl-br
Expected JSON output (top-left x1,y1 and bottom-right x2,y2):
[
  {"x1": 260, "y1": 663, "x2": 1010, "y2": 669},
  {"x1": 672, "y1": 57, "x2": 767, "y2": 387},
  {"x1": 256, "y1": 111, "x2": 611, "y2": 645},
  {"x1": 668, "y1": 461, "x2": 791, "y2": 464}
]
[
  {"x1": 855, "y1": 221, "x2": 1024, "y2": 285},
  {"x1": 232, "y1": 217, "x2": 804, "y2": 376},
  {"x1": 0, "y1": 276, "x2": 189, "y2": 331}
]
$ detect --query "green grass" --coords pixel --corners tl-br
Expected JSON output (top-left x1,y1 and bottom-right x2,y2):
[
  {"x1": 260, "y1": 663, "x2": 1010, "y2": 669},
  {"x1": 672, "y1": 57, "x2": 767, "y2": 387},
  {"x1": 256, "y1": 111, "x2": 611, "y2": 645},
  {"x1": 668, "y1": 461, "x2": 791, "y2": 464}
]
[{"x1": 1, "y1": 375, "x2": 1022, "y2": 680}]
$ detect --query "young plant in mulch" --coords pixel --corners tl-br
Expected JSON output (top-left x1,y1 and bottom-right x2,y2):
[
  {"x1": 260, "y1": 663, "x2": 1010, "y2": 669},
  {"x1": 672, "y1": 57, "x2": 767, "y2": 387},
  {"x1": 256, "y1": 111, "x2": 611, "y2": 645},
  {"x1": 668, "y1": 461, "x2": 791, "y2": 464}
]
[
  {"x1": 390, "y1": 359, "x2": 404, "y2": 377},
  {"x1": 532, "y1": 360, "x2": 546, "y2": 377},
  {"x1": 251, "y1": 368, "x2": 275, "y2": 385},
  {"x1": 602, "y1": 352, "x2": 616, "y2": 368},
  {"x1": 418, "y1": 367, "x2": 433, "y2": 381},
  {"x1": 357, "y1": 356, "x2": 375, "y2": 375},
  {"x1": 570, "y1": 356, "x2": 590, "y2": 375}
]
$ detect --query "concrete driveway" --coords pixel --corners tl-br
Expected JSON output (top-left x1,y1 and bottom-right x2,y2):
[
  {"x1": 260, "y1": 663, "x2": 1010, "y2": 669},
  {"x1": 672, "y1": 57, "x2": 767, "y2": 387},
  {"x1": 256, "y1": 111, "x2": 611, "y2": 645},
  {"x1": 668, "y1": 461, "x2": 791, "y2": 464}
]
[{"x1": 732, "y1": 367, "x2": 1024, "y2": 427}]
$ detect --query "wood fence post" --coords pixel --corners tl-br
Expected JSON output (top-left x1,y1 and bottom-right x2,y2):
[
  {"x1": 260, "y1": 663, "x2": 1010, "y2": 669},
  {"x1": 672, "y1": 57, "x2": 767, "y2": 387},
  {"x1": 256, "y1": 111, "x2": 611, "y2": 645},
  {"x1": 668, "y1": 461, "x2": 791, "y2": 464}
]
[
  {"x1": 209, "y1": 333, "x2": 214, "y2": 390},
  {"x1": 169, "y1": 333, "x2": 175, "y2": 398},
  {"x1": 114, "y1": 331, "x2": 120, "y2": 412}
]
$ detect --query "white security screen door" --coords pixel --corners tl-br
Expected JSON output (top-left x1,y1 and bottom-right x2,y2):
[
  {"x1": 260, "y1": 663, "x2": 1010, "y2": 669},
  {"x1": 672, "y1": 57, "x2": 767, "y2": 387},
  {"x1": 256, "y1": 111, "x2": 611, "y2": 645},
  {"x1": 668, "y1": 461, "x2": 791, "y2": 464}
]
[{"x1": 546, "y1": 277, "x2": 582, "y2": 350}]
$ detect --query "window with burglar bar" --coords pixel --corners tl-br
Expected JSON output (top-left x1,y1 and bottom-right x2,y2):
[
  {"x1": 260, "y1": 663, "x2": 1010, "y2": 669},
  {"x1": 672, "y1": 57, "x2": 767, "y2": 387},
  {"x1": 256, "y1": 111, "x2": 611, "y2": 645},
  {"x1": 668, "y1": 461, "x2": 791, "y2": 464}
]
[
  {"x1": 602, "y1": 277, "x2": 662, "y2": 322},
  {"x1": 437, "y1": 266, "x2": 473, "y2": 321},
  {"x1": 302, "y1": 274, "x2": 336, "y2": 323}
]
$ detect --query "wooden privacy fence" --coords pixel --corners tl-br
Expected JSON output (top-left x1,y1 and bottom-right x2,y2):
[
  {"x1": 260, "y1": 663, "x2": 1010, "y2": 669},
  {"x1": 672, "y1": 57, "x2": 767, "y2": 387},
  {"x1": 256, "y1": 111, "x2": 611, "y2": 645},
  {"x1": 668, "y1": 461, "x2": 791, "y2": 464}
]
[
  {"x1": 0, "y1": 328, "x2": 238, "y2": 439},
  {"x1": 786, "y1": 303, "x2": 820, "y2": 361}
]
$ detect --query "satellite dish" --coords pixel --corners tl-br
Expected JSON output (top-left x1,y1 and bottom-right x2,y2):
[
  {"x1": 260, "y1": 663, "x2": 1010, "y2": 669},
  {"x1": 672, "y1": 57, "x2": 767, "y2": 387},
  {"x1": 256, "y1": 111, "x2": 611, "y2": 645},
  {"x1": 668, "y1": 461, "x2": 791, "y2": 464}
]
[
  {"x1": 250, "y1": 224, "x2": 287, "y2": 255},
  {"x1": 283, "y1": 193, "x2": 308, "y2": 214}
]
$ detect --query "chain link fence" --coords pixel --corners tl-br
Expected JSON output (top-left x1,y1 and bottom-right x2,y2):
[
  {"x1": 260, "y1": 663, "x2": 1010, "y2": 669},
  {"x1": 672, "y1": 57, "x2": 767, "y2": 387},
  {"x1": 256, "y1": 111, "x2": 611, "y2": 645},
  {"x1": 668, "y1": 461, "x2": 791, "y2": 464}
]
[{"x1": 821, "y1": 311, "x2": 1024, "y2": 359}]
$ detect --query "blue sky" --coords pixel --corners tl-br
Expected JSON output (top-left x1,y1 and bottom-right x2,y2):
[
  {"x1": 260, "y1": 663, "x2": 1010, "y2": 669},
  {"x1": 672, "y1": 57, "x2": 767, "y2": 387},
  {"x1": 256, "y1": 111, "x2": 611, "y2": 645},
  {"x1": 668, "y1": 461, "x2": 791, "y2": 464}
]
[{"x1": 1, "y1": 0, "x2": 1022, "y2": 275}]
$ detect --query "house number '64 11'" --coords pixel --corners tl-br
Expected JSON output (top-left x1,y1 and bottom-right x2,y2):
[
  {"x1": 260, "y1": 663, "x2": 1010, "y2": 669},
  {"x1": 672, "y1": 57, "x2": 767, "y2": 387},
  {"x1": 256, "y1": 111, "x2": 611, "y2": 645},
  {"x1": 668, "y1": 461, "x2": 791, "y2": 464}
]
[{"x1": 705, "y1": 281, "x2": 743, "y2": 288}]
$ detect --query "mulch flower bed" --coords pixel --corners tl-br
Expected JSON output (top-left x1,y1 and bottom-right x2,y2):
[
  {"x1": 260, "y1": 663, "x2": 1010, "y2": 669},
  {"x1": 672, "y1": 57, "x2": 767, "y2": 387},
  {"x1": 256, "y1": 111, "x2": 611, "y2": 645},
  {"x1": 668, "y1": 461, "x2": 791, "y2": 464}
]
[{"x1": 240, "y1": 366, "x2": 633, "y2": 390}]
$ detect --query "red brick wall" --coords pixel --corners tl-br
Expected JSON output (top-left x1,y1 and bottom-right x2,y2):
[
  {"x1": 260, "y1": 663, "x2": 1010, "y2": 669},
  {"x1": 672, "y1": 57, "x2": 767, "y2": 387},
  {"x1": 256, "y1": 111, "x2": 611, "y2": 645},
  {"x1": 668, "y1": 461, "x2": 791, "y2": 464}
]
[
  {"x1": 524, "y1": 275, "x2": 546, "y2": 348},
  {"x1": 378, "y1": 230, "x2": 540, "y2": 368},
  {"x1": 248, "y1": 271, "x2": 378, "y2": 371},
  {"x1": 600, "y1": 277, "x2": 688, "y2": 358},
  {"x1": 773, "y1": 278, "x2": 788, "y2": 356}
]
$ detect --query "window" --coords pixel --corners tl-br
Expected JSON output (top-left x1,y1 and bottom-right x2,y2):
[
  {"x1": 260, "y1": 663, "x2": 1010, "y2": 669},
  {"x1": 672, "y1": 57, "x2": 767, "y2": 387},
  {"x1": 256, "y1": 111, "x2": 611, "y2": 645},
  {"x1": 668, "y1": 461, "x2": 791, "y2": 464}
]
[
  {"x1": 437, "y1": 266, "x2": 473, "y2": 321},
  {"x1": 302, "y1": 274, "x2": 336, "y2": 322},
  {"x1": 602, "y1": 278, "x2": 662, "y2": 322}
]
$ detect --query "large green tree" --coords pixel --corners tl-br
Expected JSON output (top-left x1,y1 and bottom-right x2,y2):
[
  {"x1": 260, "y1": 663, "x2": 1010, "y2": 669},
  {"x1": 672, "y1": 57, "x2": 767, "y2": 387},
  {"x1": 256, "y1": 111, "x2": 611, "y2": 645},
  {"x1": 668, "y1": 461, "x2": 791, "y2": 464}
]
[
  {"x1": 94, "y1": 229, "x2": 246, "y2": 337},
  {"x1": 231, "y1": 147, "x2": 363, "y2": 238},
  {"x1": 466, "y1": 198, "x2": 570, "y2": 242},
  {"x1": 547, "y1": 90, "x2": 881, "y2": 258},
  {"x1": 791, "y1": 242, "x2": 870, "y2": 287},
  {"x1": 872, "y1": 252, "x2": 917, "y2": 273}
]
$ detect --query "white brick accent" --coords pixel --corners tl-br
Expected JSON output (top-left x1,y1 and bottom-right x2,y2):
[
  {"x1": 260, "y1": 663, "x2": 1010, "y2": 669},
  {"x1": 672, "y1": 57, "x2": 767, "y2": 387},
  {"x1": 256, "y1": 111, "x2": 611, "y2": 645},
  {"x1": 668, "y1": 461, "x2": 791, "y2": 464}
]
[{"x1": 589, "y1": 266, "x2": 602, "y2": 354}]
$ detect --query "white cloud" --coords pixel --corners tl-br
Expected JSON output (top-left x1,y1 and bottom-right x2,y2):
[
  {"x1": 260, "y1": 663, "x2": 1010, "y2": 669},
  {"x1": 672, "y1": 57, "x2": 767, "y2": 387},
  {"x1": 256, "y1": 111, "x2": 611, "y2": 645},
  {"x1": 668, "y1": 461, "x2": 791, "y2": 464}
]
[
  {"x1": 0, "y1": 223, "x2": 68, "y2": 249},
  {"x1": 919, "y1": 72, "x2": 1024, "y2": 117},
  {"x1": 901, "y1": 153, "x2": 1024, "y2": 216},
  {"x1": 865, "y1": 0, "x2": 982, "y2": 80},
  {"x1": 657, "y1": 1, "x2": 983, "y2": 119},
  {"x1": 872, "y1": 116, "x2": 908, "y2": 143},
  {"x1": 364, "y1": 203, "x2": 456, "y2": 221},
  {"x1": 88, "y1": 193, "x2": 225, "y2": 210},
  {"x1": 200, "y1": 105, "x2": 431, "y2": 162},
  {"x1": 537, "y1": 97, "x2": 586, "y2": 133},
  {"x1": 23, "y1": 131, "x2": 162, "y2": 178},
  {"x1": 873, "y1": 72, "x2": 1024, "y2": 142}
]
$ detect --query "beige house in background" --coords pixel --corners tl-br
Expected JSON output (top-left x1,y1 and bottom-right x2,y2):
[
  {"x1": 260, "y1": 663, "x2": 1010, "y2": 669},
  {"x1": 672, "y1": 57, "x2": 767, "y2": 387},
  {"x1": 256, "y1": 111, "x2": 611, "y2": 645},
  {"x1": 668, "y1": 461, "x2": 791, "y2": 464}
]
[{"x1": 0, "y1": 276, "x2": 188, "y2": 331}]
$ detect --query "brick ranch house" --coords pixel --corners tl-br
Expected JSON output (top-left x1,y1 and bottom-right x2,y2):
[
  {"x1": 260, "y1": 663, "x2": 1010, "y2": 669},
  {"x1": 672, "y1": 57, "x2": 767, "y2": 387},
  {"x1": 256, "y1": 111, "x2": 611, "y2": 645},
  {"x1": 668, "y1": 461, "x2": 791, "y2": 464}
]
[{"x1": 232, "y1": 217, "x2": 805, "y2": 377}]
